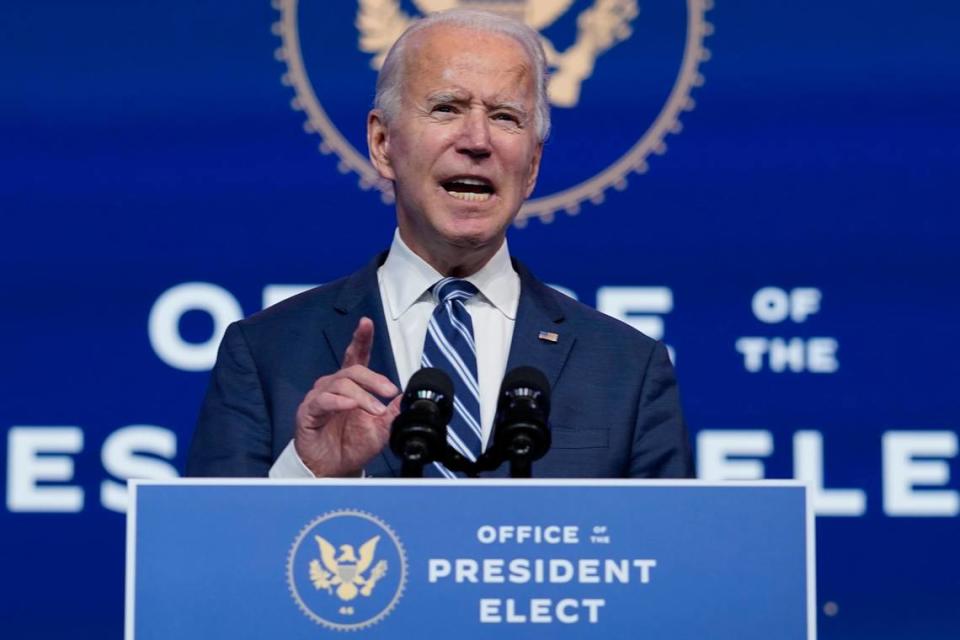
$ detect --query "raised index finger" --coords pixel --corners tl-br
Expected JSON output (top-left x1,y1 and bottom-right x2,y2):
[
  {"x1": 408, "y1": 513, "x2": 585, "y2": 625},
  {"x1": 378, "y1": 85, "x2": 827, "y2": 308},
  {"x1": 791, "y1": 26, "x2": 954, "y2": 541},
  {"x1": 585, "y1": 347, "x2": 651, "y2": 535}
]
[{"x1": 342, "y1": 316, "x2": 374, "y2": 369}]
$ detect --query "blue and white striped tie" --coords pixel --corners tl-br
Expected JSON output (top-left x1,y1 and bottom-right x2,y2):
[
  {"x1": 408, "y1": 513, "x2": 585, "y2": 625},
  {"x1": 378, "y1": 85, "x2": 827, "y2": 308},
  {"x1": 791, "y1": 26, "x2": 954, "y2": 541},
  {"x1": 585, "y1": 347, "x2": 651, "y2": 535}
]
[{"x1": 421, "y1": 278, "x2": 483, "y2": 478}]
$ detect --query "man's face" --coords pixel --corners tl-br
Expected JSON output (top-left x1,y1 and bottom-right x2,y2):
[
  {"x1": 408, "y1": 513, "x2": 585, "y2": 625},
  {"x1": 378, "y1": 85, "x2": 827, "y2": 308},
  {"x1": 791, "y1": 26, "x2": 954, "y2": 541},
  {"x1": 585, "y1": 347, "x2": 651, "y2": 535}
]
[{"x1": 368, "y1": 25, "x2": 543, "y2": 270}]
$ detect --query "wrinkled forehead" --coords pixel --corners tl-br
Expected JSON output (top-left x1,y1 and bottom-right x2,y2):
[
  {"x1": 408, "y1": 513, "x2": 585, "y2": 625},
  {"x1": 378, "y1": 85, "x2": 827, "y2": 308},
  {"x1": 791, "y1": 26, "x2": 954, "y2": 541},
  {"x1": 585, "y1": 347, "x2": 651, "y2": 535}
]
[{"x1": 402, "y1": 24, "x2": 534, "y2": 94}]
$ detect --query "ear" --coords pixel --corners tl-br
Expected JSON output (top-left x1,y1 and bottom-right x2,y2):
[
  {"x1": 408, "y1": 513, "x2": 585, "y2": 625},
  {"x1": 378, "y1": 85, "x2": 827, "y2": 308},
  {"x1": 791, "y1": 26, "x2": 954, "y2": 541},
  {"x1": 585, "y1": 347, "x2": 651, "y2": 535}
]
[
  {"x1": 367, "y1": 109, "x2": 396, "y2": 182},
  {"x1": 524, "y1": 142, "x2": 544, "y2": 198}
]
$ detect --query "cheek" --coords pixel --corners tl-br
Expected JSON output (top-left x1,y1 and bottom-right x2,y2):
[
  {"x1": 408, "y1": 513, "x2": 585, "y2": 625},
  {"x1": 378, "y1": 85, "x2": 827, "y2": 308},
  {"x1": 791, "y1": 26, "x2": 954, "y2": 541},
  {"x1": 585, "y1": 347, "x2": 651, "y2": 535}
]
[
  {"x1": 396, "y1": 141, "x2": 441, "y2": 179},
  {"x1": 499, "y1": 137, "x2": 539, "y2": 172},
  {"x1": 386, "y1": 126, "x2": 425, "y2": 166},
  {"x1": 506, "y1": 153, "x2": 539, "y2": 189}
]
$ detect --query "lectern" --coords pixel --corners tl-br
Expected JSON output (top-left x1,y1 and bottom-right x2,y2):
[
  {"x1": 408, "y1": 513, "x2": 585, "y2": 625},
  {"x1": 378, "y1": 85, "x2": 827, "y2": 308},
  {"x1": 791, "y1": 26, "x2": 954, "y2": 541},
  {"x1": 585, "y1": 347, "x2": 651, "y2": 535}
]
[{"x1": 126, "y1": 479, "x2": 814, "y2": 639}]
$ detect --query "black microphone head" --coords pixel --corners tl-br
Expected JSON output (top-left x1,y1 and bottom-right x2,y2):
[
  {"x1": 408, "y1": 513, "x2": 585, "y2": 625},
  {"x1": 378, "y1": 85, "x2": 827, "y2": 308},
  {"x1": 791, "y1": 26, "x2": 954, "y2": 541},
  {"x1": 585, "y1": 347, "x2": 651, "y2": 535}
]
[
  {"x1": 391, "y1": 367, "x2": 455, "y2": 472},
  {"x1": 407, "y1": 367, "x2": 454, "y2": 398},
  {"x1": 499, "y1": 365, "x2": 551, "y2": 416},
  {"x1": 402, "y1": 367, "x2": 454, "y2": 425},
  {"x1": 501, "y1": 366, "x2": 550, "y2": 397},
  {"x1": 493, "y1": 365, "x2": 552, "y2": 467}
]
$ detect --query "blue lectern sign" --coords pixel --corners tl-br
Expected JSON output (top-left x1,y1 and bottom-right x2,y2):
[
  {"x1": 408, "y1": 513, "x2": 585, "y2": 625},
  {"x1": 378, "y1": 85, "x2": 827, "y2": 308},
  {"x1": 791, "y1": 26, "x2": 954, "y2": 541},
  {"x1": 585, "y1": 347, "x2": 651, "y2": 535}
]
[{"x1": 126, "y1": 480, "x2": 814, "y2": 639}]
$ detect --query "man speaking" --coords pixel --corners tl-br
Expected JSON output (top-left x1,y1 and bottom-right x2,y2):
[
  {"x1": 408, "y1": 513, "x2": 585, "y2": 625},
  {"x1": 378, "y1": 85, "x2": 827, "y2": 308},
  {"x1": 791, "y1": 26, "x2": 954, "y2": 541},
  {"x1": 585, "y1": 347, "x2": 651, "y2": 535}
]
[{"x1": 187, "y1": 9, "x2": 692, "y2": 479}]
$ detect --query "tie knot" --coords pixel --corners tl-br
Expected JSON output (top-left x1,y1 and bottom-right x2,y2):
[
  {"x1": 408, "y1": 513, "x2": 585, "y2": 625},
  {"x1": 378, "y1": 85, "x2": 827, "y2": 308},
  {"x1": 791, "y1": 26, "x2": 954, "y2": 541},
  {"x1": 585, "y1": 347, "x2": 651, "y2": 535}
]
[{"x1": 431, "y1": 278, "x2": 479, "y2": 305}]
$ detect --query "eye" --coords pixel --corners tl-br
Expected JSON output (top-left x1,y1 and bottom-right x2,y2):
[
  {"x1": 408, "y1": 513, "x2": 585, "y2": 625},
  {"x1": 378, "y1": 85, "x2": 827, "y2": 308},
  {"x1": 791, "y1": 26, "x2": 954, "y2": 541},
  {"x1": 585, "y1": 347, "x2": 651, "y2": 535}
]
[
  {"x1": 493, "y1": 112, "x2": 521, "y2": 125},
  {"x1": 432, "y1": 103, "x2": 458, "y2": 114}
]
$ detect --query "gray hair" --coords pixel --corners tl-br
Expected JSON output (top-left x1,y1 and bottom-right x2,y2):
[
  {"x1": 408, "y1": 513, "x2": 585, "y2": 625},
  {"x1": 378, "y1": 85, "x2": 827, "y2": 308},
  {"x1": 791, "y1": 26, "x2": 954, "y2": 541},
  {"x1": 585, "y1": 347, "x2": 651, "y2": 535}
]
[{"x1": 374, "y1": 9, "x2": 551, "y2": 142}]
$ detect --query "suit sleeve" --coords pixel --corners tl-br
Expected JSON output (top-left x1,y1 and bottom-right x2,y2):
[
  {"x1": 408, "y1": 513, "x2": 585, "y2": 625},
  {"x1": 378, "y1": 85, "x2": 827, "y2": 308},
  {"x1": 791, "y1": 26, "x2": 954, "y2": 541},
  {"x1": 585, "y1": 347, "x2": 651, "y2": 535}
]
[
  {"x1": 186, "y1": 322, "x2": 274, "y2": 477},
  {"x1": 629, "y1": 341, "x2": 695, "y2": 478}
]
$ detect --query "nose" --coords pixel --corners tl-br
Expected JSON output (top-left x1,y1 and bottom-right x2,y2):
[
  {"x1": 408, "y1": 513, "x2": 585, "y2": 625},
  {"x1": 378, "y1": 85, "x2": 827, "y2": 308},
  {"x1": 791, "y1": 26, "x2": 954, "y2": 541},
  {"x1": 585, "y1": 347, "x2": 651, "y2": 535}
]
[{"x1": 456, "y1": 108, "x2": 492, "y2": 159}]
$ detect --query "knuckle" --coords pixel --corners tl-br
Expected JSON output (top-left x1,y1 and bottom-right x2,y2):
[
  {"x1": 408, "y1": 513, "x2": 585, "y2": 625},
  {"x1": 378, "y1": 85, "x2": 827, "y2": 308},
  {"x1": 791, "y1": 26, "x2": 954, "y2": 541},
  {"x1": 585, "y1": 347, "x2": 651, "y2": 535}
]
[
  {"x1": 313, "y1": 374, "x2": 336, "y2": 390},
  {"x1": 331, "y1": 377, "x2": 356, "y2": 394}
]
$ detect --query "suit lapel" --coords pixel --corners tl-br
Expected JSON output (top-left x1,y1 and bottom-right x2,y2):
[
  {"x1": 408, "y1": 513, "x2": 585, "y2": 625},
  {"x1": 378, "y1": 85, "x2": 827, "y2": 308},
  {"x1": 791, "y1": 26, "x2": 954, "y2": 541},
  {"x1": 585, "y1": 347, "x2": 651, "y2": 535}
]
[
  {"x1": 482, "y1": 260, "x2": 575, "y2": 478},
  {"x1": 322, "y1": 253, "x2": 402, "y2": 477},
  {"x1": 506, "y1": 260, "x2": 575, "y2": 392}
]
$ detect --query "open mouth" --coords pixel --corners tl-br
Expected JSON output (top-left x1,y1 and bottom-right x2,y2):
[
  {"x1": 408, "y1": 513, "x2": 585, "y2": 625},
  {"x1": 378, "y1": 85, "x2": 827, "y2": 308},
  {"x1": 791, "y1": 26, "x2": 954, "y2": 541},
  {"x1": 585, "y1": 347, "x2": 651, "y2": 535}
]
[{"x1": 441, "y1": 177, "x2": 495, "y2": 202}]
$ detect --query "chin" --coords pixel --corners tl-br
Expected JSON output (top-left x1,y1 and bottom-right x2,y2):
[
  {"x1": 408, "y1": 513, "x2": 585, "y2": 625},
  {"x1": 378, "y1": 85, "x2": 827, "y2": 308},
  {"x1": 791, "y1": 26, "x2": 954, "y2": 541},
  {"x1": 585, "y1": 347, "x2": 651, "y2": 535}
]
[
  {"x1": 440, "y1": 217, "x2": 507, "y2": 250},
  {"x1": 442, "y1": 231, "x2": 492, "y2": 252}
]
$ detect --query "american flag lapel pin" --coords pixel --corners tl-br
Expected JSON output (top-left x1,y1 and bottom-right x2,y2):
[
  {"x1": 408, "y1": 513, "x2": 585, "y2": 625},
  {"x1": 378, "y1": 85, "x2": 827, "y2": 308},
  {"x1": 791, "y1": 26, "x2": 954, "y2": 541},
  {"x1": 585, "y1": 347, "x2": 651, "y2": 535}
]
[{"x1": 538, "y1": 331, "x2": 559, "y2": 343}]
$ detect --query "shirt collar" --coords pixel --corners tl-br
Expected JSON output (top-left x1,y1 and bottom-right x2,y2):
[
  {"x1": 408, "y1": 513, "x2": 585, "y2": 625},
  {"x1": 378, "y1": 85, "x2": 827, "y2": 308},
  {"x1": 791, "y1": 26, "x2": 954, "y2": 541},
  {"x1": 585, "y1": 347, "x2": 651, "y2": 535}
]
[{"x1": 379, "y1": 229, "x2": 519, "y2": 320}]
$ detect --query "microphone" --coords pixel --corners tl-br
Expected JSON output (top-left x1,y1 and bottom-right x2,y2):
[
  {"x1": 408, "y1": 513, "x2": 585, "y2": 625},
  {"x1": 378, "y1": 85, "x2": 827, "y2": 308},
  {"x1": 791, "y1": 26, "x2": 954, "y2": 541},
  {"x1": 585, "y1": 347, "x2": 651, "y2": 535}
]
[
  {"x1": 389, "y1": 368, "x2": 453, "y2": 478},
  {"x1": 491, "y1": 366, "x2": 552, "y2": 478}
]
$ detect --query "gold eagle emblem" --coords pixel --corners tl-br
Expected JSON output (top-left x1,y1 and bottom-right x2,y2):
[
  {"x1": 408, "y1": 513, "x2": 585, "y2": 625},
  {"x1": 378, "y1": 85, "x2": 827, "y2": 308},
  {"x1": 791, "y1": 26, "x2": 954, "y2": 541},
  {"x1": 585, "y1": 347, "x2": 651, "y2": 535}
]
[
  {"x1": 274, "y1": 0, "x2": 711, "y2": 222},
  {"x1": 357, "y1": 0, "x2": 639, "y2": 107},
  {"x1": 309, "y1": 534, "x2": 388, "y2": 602}
]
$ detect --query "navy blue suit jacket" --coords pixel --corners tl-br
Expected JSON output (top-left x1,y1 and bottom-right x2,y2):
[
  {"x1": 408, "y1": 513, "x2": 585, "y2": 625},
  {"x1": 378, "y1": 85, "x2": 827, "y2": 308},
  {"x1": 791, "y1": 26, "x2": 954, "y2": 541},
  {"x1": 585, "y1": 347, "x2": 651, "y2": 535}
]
[{"x1": 187, "y1": 253, "x2": 693, "y2": 478}]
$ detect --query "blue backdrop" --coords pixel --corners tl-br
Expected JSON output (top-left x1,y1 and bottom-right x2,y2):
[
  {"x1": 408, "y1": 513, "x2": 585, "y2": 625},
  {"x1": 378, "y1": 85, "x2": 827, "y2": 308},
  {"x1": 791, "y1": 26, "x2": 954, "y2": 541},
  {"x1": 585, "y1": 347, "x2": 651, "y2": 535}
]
[{"x1": 2, "y1": 1, "x2": 957, "y2": 638}]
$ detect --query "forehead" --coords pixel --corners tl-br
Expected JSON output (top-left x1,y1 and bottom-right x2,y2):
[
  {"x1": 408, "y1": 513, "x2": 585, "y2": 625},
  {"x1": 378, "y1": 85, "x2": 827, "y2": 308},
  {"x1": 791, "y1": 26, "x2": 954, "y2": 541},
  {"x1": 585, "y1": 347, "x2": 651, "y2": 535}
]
[{"x1": 402, "y1": 25, "x2": 534, "y2": 98}]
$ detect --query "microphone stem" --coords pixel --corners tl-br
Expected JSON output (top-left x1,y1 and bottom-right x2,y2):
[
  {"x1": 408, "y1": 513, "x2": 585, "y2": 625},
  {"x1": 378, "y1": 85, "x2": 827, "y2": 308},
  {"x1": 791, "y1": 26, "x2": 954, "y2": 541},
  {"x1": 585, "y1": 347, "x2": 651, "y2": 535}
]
[
  {"x1": 509, "y1": 458, "x2": 532, "y2": 478},
  {"x1": 400, "y1": 458, "x2": 425, "y2": 478}
]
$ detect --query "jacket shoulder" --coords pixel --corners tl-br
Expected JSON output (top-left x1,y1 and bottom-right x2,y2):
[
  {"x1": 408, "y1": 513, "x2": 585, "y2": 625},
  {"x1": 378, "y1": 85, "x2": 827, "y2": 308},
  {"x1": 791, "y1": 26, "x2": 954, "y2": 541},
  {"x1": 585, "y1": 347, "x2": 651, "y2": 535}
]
[
  {"x1": 240, "y1": 277, "x2": 348, "y2": 329},
  {"x1": 523, "y1": 273, "x2": 660, "y2": 350},
  {"x1": 235, "y1": 252, "x2": 384, "y2": 336}
]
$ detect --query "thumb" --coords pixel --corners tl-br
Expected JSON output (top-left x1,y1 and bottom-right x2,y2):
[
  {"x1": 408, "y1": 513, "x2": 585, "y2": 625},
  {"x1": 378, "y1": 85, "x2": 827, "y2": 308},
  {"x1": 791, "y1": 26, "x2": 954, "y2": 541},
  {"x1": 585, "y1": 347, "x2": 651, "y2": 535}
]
[
  {"x1": 384, "y1": 393, "x2": 402, "y2": 419},
  {"x1": 377, "y1": 393, "x2": 403, "y2": 430}
]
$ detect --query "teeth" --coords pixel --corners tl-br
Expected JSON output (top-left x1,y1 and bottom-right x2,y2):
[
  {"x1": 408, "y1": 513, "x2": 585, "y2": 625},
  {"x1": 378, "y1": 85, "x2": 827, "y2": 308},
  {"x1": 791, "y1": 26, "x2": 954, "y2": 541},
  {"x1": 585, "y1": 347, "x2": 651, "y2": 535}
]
[
  {"x1": 455, "y1": 178, "x2": 489, "y2": 187},
  {"x1": 447, "y1": 191, "x2": 491, "y2": 202}
]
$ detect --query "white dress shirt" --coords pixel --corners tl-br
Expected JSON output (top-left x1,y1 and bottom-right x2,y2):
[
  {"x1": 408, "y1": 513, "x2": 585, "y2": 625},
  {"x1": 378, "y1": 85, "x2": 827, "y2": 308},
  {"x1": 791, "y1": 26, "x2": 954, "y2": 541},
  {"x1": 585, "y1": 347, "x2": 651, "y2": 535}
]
[{"x1": 269, "y1": 230, "x2": 519, "y2": 477}]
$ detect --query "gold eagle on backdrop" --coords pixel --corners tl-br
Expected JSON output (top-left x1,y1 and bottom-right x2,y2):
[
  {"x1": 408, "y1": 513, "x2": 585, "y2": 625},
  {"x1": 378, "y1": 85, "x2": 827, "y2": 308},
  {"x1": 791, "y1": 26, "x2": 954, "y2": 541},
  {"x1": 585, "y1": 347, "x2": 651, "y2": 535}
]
[
  {"x1": 309, "y1": 534, "x2": 388, "y2": 602},
  {"x1": 357, "y1": 0, "x2": 640, "y2": 107}
]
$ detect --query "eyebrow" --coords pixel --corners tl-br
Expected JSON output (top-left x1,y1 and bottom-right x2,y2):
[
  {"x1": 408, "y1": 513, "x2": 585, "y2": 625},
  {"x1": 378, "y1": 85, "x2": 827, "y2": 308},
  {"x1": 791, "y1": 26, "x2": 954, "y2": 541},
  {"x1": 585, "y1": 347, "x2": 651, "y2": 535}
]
[
  {"x1": 425, "y1": 91, "x2": 530, "y2": 118},
  {"x1": 425, "y1": 90, "x2": 469, "y2": 106},
  {"x1": 492, "y1": 100, "x2": 528, "y2": 117}
]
